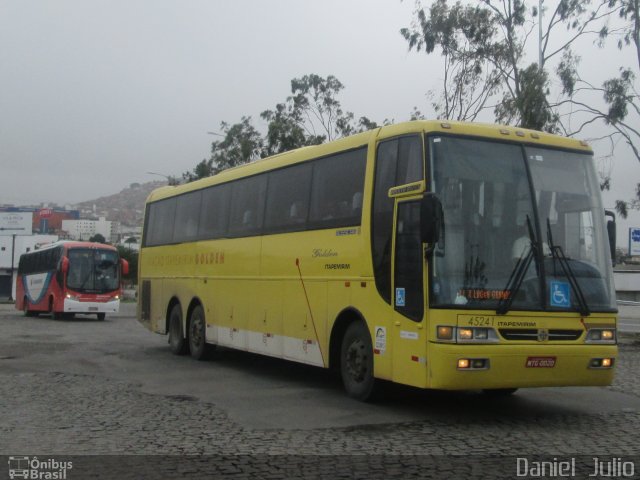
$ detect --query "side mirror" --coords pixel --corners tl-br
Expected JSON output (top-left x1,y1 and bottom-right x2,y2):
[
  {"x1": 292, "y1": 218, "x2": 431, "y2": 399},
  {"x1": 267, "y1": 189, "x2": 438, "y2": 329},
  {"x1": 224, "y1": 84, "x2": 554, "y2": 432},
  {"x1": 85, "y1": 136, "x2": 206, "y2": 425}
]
[
  {"x1": 605, "y1": 210, "x2": 616, "y2": 267},
  {"x1": 61, "y1": 257, "x2": 69, "y2": 274},
  {"x1": 420, "y1": 193, "x2": 443, "y2": 254},
  {"x1": 121, "y1": 259, "x2": 130, "y2": 276}
]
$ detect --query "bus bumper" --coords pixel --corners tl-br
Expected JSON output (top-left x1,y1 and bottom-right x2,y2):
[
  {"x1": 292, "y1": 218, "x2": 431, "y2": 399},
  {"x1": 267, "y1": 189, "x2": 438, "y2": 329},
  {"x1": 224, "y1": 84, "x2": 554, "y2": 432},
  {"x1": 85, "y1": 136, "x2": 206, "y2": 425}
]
[
  {"x1": 63, "y1": 298, "x2": 120, "y2": 314},
  {"x1": 427, "y1": 343, "x2": 617, "y2": 390}
]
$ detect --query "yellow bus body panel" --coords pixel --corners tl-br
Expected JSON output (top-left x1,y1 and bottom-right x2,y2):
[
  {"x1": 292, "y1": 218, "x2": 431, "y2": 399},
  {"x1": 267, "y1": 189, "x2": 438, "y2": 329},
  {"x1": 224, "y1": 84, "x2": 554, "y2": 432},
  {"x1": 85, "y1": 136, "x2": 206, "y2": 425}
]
[{"x1": 138, "y1": 120, "x2": 614, "y2": 392}]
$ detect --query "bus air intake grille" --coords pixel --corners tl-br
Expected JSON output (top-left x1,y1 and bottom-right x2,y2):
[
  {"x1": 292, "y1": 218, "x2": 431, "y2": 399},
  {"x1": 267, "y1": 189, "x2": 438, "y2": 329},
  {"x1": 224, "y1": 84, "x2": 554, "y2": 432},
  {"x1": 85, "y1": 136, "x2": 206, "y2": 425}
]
[{"x1": 498, "y1": 329, "x2": 583, "y2": 341}]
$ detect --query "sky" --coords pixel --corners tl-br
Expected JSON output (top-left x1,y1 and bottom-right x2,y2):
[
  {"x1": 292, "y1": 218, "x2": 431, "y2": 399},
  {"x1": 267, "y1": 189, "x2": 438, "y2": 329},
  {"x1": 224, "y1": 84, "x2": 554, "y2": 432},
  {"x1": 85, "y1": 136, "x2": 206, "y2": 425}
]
[{"x1": 1, "y1": 0, "x2": 639, "y2": 245}]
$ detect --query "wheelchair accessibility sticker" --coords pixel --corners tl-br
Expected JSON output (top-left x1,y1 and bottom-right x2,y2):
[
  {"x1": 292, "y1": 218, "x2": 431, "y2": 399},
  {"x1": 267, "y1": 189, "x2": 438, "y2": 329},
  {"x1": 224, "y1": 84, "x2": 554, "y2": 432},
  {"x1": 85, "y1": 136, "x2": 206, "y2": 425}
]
[
  {"x1": 395, "y1": 288, "x2": 406, "y2": 307},
  {"x1": 550, "y1": 281, "x2": 570, "y2": 308}
]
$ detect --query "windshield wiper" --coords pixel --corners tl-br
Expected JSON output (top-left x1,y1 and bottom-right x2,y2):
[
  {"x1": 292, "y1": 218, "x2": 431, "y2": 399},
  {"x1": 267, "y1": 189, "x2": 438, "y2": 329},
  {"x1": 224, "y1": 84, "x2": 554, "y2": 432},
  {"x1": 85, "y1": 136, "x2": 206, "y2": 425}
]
[
  {"x1": 546, "y1": 219, "x2": 590, "y2": 316},
  {"x1": 497, "y1": 215, "x2": 537, "y2": 315}
]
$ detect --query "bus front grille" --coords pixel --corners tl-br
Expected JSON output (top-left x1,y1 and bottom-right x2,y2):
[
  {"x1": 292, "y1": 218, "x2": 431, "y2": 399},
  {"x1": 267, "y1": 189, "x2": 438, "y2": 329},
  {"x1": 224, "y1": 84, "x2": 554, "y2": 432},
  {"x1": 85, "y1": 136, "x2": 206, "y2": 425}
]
[{"x1": 498, "y1": 329, "x2": 583, "y2": 341}]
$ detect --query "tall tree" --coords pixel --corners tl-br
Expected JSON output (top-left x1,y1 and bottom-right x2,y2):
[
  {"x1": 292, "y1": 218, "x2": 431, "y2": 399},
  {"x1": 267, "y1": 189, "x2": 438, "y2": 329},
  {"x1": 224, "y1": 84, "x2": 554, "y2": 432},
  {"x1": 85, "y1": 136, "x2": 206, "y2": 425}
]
[
  {"x1": 183, "y1": 116, "x2": 264, "y2": 181},
  {"x1": 402, "y1": 0, "x2": 639, "y2": 216},
  {"x1": 401, "y1": 0, "x2": 620, "y2": 132},
  {"x1": 260, "y1": 74, "x2": 375, "y2": 155},
  {"x1": 185, "y1": 74, "x2": 382, "y2": 180}
]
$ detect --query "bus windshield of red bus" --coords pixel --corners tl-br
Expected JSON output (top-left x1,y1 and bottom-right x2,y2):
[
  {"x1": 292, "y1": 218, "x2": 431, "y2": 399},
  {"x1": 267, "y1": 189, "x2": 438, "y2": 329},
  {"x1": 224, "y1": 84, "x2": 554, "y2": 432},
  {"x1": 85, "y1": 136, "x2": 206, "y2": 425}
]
[{"x1": 66, "y1": 249, "x2": 120, "y2": 293}]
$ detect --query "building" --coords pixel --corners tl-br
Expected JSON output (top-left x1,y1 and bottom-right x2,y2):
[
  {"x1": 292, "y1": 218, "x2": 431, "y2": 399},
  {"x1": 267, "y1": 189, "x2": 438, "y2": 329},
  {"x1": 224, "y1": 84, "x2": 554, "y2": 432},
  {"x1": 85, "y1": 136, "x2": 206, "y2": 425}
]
[
  {"x1": 0, "y1": 206, "x2": 79, "y2": 234},
  {"x1": 0, "y1": 234, "x2": 58, "y2": 300},
  {"x1": 61, "y1": 217, "x2": 118, "y2": 243}
]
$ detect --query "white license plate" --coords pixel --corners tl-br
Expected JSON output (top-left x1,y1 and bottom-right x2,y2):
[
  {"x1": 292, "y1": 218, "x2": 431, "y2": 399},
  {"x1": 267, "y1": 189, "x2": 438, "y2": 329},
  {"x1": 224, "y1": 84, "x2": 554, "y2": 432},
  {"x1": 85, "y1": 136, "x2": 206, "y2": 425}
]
[{"x1": 525, "y1": 356, "x2": 556, "y2": 368}]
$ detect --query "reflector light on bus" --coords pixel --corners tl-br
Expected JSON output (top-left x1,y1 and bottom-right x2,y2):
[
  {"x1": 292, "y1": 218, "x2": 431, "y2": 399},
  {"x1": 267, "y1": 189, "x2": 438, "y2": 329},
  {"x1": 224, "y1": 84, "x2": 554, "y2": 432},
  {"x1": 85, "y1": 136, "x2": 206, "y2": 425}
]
[
  {"x1": 589, "y1": 358, "x2": 614, "y2": 369},
  {"x1": 457, "y1": 358, "x2": 489, "y2": 370}
]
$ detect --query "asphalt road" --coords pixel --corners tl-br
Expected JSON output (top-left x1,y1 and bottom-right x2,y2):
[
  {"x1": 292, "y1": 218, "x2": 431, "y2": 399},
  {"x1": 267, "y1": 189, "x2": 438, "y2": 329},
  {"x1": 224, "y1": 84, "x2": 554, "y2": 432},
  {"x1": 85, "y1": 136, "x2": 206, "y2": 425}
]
[{"x1": 1, "y1": 302, "x2": 640, "y2": 479}]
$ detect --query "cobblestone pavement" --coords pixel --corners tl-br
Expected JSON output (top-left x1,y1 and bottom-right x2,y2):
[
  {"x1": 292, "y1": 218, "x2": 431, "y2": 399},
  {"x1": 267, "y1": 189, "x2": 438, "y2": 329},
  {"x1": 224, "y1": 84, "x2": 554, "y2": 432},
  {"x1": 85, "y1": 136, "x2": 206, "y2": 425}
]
[{"x1": 1, "y1": 303, "x2": 639, "y2": 478}]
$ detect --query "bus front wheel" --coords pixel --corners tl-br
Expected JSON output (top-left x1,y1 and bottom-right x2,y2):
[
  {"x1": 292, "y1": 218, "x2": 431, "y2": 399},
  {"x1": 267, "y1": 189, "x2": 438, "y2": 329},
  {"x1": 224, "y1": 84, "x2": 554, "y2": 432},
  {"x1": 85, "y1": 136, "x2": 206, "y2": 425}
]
[
  {"x1": 168, "y1": 304, "x2": 188, "y2": 355},
  {"x1": 97, "y1": 313, "x2": 106, "y2": 321},
  {"x1": 188, "y1": 305, "x2": 210, "y2": 361},
  {"x1": 340, "y1": 321, "x2": 376, "y2": 401}
]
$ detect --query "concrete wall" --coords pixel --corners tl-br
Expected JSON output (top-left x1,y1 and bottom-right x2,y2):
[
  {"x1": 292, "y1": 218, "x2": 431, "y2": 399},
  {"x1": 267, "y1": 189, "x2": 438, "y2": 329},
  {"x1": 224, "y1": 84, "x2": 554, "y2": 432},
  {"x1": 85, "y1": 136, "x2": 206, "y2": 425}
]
[{"x1": 614, "y1": 270, "x2": 640, "y2": 302}]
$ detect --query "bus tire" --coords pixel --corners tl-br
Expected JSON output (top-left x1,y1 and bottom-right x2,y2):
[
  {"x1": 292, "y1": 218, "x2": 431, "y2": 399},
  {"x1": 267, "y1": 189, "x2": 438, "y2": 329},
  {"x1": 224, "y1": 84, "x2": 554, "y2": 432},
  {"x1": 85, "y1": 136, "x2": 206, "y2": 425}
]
[
  {"x1": 23, "y1": 298, "x2": 33, "y2": 317},
  {"x1": 188, "y1": 305, "x2": 209, "y2": 361},
  {"x1": 168, "y1": 304, "x2": 188, "y2": 355},
  {"x1": 482, "y1": 388, "x2": 518, "y2": 396},
  {"x1": 49, "y1": 298, "x2": 61, "y2": 320},
  {"x1": 340, "y1": 321, "x2": 376, "y2": 401},
  {"x1": 97, "y1": 313, "x2": 106, "y2": 321}
]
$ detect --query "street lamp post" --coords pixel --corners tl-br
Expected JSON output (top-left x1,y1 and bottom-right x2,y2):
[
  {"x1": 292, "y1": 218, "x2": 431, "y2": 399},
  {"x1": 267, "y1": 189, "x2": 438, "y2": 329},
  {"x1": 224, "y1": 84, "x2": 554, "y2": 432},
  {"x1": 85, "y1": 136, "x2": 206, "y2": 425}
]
[{"x1": 146, "y1": 171, "x2": 179, "y2": 186}]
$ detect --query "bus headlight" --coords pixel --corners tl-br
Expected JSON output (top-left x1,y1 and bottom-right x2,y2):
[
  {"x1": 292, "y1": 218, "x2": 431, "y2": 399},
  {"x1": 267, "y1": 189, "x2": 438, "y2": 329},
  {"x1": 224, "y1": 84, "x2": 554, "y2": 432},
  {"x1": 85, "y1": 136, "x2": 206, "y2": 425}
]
[
  {"x1": 436, "y1": 326, "x2": 498, "y2": 343},
  {"x1": 457, "y1": 327, "x2": 497, "y2": 343},
  {"x1": 437, "y1": 326, "x2": 454, "y2": 340},
  {"x1": 458, "y1": 328, "x2": 473, "y2": 340},
  {"x1": 585, "y1": 328, "x2": 616, "y2": 344},
  {"x1": 65, "y1": 294, "x2": 78, "y2": 301}
]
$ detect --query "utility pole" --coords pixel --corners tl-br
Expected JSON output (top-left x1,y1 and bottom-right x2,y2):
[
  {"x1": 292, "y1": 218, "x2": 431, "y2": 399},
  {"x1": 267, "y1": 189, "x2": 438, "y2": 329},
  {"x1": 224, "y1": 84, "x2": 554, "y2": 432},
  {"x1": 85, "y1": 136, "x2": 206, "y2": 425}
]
[{"x1": 538, "y1": 0, "x2": 543, "y2": 68}]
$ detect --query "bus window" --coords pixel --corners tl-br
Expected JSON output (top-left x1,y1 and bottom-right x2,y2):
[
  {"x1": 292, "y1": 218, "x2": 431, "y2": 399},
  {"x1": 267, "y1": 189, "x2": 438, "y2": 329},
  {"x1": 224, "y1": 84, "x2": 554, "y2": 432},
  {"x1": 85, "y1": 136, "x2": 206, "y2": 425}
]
[
  {"x1": 265, "y1": 163, "x2": 312, "y2": 233},
  {"x1": 199, "y1": 183, "x2": 230, "y2": 240},
  {"x1": 174, "y1": 191, "x2": 202, "y2": 243},
  {"x1": 228, "y1": 175, "x2": 268, "y2": 237},
  {"x1": 308, "y1": 148, "x2": 366, "y2": 229},
  {"x1": 145, "y1": 198, "x2": 177, "y2": 246}
]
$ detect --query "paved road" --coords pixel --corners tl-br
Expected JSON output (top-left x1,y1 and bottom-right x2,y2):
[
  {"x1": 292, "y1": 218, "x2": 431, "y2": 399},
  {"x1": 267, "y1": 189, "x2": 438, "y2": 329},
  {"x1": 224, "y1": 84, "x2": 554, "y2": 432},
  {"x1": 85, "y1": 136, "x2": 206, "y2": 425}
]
[
  {"x1": 1, "y1": 303, "x2": 640, "y2": 479},
  {"x1": 618, "y1": 304, "x2": 640, "y2": 333}
]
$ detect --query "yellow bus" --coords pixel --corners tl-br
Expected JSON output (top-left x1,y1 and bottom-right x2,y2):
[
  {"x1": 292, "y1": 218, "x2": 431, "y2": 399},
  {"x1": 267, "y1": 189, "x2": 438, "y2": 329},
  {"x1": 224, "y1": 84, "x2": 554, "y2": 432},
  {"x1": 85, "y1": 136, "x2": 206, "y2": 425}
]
[{"x1": 137, "y1": 120, "x2": 618, "y2": 400}]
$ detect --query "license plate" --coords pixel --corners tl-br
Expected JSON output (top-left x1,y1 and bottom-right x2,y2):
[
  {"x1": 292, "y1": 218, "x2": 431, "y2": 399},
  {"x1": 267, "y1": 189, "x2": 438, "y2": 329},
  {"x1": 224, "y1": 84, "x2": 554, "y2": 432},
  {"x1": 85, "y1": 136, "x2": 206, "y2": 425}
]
[
  {"x1": 526, "y1": 356, "x2": 556, "y2": 368},
  {"x1": 88, "y1": 307, "x2": 98, "y2": 312}
]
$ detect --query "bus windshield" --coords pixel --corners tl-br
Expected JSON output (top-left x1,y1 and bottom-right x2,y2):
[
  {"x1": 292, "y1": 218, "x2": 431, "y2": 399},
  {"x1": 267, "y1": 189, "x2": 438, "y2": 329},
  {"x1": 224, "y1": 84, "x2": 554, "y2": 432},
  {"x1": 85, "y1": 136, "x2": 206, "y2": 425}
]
[
  {"x1": 428, "y1": 136, "x2": 616, "y2": 313},
  {"x1": 66, "y1": 249, "x2": 120, "y2": 293}
]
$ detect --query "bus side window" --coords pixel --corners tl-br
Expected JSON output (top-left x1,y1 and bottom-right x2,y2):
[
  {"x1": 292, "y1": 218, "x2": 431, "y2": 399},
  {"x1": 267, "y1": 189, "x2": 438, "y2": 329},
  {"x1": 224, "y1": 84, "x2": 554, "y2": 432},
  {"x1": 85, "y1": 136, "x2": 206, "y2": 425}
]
[
  {"x1": 199, "y1": 184, "x2": 230, "y2": 240},
  {"x1": 174, "y1": 191, "x2": 202, "y2": 243},
  {"x1": 308, "y1": 148, "x2": 366, "y2": 228},
  {"x1": 264, "y1": 162, "x2": 312, "y2": 233},
  {"x1": 229, "y1": 176, "x2": 267, "y2": 236}
]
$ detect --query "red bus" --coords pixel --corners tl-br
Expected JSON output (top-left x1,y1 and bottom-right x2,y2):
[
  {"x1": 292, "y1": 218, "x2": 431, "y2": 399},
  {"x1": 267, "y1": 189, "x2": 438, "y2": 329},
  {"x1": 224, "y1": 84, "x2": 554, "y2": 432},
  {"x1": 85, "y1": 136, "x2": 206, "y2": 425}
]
[{"x1": 15, "y1": 241, "x2": 129, "y2": 320}]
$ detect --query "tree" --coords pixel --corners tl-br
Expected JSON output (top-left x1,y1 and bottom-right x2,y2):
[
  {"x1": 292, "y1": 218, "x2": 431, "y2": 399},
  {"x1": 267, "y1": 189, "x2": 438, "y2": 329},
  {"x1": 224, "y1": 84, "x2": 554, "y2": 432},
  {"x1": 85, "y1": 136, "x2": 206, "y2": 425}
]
[
  {"x1": 183, "y1": 116, "x2": 264, "y2": 181},
  {"x1": 261, "y1": 101, "x2": 323, "y2": 157},
  {"x1": 89, "y1": 233, "x2": 106, "y2": 244},
  {"x1": 402, "y1": 0, "x2": 639, "y2": 215},
  {"x1": 260, "y1": 74, "x2": 375, "y2": 155},
  {"x1": 185, "y1": 74, "x2": 382, "y2": 181},
  {"x1": 401, "y1": 0, "x2": 621, "y2": 131}
]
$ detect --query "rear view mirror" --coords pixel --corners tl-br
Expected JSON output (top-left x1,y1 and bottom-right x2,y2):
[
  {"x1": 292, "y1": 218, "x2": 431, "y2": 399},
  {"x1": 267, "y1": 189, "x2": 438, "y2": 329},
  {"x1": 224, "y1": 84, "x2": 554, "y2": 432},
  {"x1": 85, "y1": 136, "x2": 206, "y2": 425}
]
[
  {"x1": 605, "y1": 210, "x2": 616, "y2": 267},
  {"x1": 121, "y1": 259, "x2": 130, "y2": 276},
  {"x1": 420, "y1": 193, "x2": 443, "y2": 254},
  {"x1": 61, "y1": 256, "x2": 69, "y2": 274}
]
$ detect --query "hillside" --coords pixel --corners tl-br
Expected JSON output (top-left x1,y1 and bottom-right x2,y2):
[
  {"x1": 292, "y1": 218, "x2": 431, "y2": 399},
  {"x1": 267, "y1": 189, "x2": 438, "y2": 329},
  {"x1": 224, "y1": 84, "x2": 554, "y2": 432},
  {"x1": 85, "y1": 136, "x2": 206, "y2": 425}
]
[{"x1": 74, "y1": 181, "x2": 165, "y2": 228}]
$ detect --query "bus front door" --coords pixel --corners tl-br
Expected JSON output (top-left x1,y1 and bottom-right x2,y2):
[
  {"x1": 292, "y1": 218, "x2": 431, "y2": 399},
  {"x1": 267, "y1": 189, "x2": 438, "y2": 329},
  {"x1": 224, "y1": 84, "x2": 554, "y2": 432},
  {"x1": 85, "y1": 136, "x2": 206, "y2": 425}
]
[{"x1": 391, "y1": 199, "x2": 429, "y2": 388}]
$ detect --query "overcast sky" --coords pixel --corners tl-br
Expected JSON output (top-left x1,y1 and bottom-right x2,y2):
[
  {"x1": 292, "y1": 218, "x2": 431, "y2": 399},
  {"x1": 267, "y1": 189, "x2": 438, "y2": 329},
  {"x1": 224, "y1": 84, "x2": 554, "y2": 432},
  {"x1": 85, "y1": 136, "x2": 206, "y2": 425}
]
[{"x1": 1, "y1": 0, "x2": 639, "y2": 243}]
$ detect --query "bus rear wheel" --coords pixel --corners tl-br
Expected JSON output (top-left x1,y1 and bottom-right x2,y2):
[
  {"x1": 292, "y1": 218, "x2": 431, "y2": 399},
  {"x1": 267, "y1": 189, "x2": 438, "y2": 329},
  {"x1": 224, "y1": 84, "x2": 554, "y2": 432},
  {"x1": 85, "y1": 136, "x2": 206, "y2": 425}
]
[
  {"x1": 188, "y1": 305, "x2": 210, "y2": 360},
  {"x1": 168, "y1": 304, "x2": 188, "y2": 355},
  {"x1": 23, "y1": 298, "x2": 35, "y2": 317},
  {"x1": 97, "y1": 313, "x2": 106, "y2": 321},
  {"x1": 482, "y1": 388, "x2": 518, "y2": 396},
  {"x1": 49, "y1": 298, "x2": 61, "y2": 320},
  {"x1": 340, "y1": 321, "x2": 376, "y2": 401}
]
